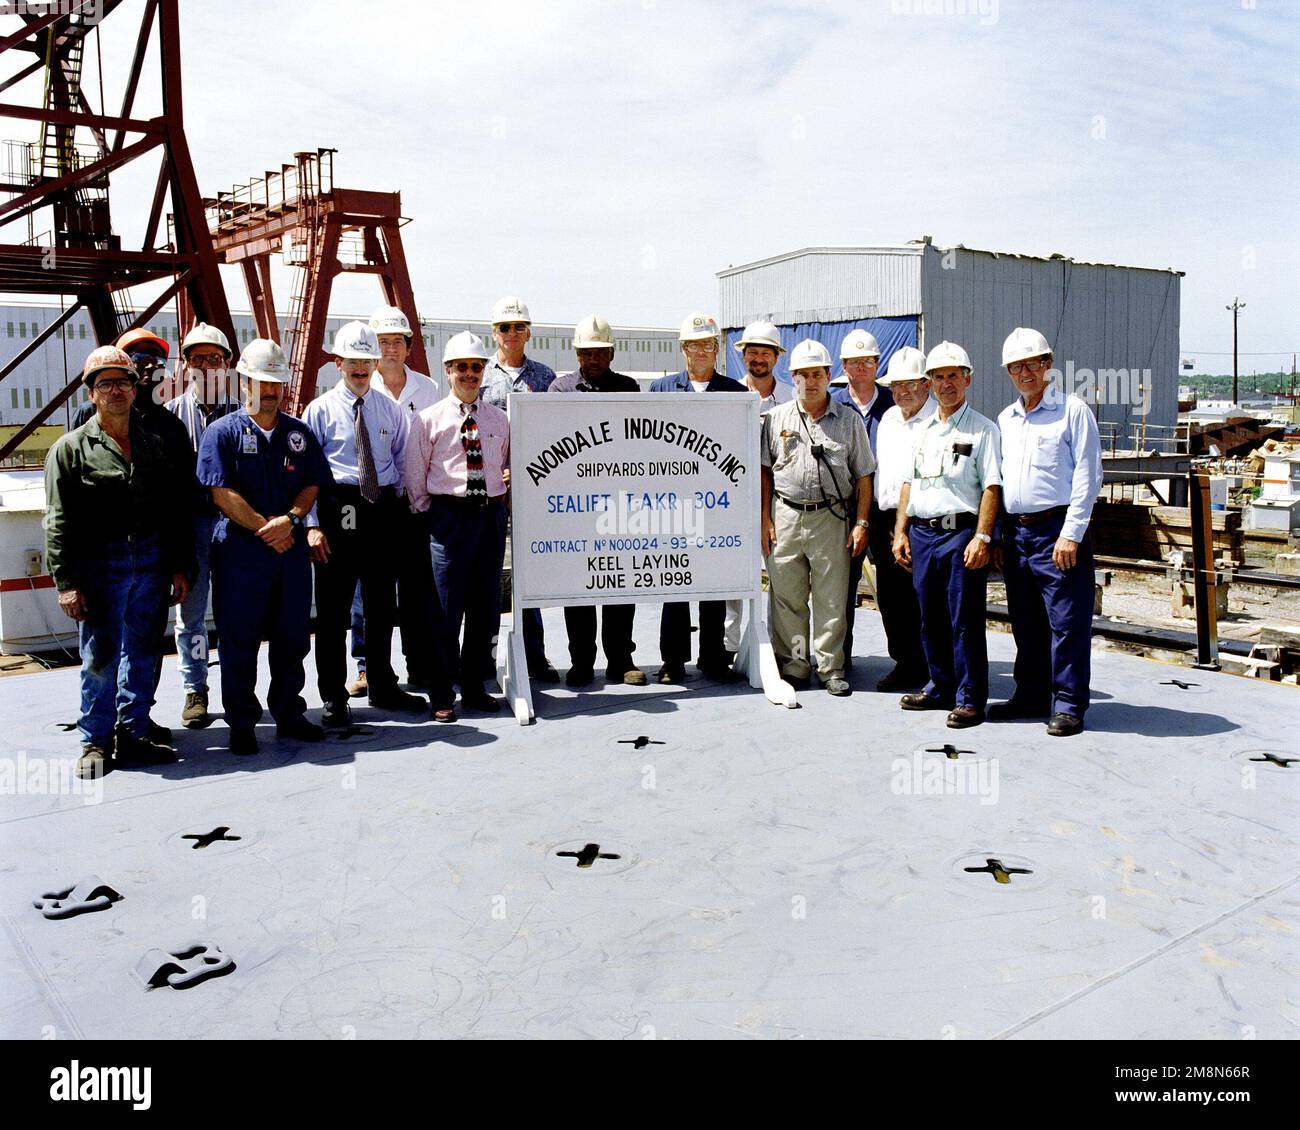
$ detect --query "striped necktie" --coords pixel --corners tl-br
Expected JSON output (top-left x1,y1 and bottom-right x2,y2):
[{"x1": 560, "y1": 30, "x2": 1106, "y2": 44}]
[{"x1": 353, "y1": 396, "x2": 380, "y2": 504}]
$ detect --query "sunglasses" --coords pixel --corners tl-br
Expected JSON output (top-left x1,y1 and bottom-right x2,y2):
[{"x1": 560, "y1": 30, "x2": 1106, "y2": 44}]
[
  {"x1": 1007, "y1": 358, "x2": 1051, "y2": 376},
  {"x1": 450, "y1": 361, "x2": 485, "y2": 374},
  {"x1": 495, "y1": 322, "x2": 529, "y2": 333}
]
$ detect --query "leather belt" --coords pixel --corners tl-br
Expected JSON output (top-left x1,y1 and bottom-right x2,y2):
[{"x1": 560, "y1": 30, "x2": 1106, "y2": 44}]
[
  {"x1": 1007, "y1": 504, "x2": 1068, "y2": 527},
  {"x1": 913, "y1": 512, "x2": 977, "y2": 530},
  {"x1": 778, "y1": 494, "x2": 839, "y2": 512}
]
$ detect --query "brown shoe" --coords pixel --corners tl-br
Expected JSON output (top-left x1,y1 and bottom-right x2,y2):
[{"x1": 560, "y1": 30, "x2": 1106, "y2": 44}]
[
  {"x1": 900, "y1": 692, "x2": 950, "y2": 711},
  {"x1": 347, "y1": 671, "x2": 368, "y2": 698},
  {"x1": 181, "y1": 691, "x2": 211, "y2": 729},
  {"x1": 946, "y1": 705, "x2": 985, "y2": 729},
  {"x1": 75, "y1": 745, "x2": 111, "y2": 780}
]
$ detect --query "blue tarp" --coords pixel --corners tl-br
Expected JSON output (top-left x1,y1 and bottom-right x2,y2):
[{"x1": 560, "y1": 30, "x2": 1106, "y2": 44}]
[{"x1": 723, "y1": 316, "x2": 918, "y2": 385}]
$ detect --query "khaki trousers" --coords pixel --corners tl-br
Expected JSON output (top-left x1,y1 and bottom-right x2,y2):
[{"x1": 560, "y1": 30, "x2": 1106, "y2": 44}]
[{"x1": 765, "y1": 501, "x2": 850, "y2": 681}]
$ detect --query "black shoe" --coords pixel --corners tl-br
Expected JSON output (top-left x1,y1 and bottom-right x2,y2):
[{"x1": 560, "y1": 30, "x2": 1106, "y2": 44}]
[
  {"x1": 988, "y1": 697, "x2": 1051, "y2": 721},
  {"x1": 115, "y1": 731, "x2": 178, "y2": 766},
  {"x1": 460, "y1": 687, "x2": 502, "y2": 713},
  {"x1": 722, "y1": 650, "x2": 737, "y2": 668},
  {"x1": 657, "y1": 665, "x2": 686, "y2": 685},
  {"x1": 1047, "y1": 712, "x2": 1084, "y2": 737},
  {"x1": 947, "y1": 705, "x2": 985, "y2": 729},
  {"x1": 900, "y1": 692, "x2": 951, "y2": 711},
  {"x1": 700, "y1": 663, "x2": 743, "y2": 684},
  {"x1": 565, "y1": 666, "x2": 594, "y2": 688},
  {"x1": 369, "y1": 688, "x2": 427, "y2": 713},
  {"x1": 146, "y1": 718, "x2": 173, "y2": 744},
  {"x1": 405, "y1": 670, "x2": 432, "y2": 691},
  {"x1": 784, "y1": 673, "x2": 811, "y2": 691},
  {"x1": 876, "y1": 666, "x2": 927, "y2": 693},
  {"x1": 76, "y1": 745, "x2": 112, "y2": 779},
  {"x1": 228, "y1": 727, "x2": 259, "y2": 756},
  {"x1": 277, "y1": 717, "x2": 325, "y2": 742},
  {"x1": 322, "y1": 700, "x2": 352, "y2": 728},
  {"x1": 529, "y1": 661, "x2": 562, "y2": 684}
]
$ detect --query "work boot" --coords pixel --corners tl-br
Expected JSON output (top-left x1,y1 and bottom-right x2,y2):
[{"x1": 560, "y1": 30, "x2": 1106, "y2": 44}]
[
  {"x1": 825, "y1": 677, "x2": 851, "y2": 697},
  {"x1": 146, "y1": 718, "x2": 173, "y2": 744},
  {"x1": 946, "y1": 706, "x2": 985, "y2": 729},
  {"x1": 322, "y1": 700, "x2": 352, "y2": 728},
  {"x1": 75, "y1": 745, "x2": 111, "y2": 780},
  {"x1": 228, "y1": 727, "x2": 259, "y2": 756},
  {"x1": 1047, "y1": 712, "x2": 1084, "y2": 737},
  {"x1": 656, "y1": 665, "x2": 686, "y2": 685},
  {"x1": 700, "y1": 663, "x2": 742, "y2": 684},
  {"x1": 181, "y1": 691, "x2": 211, "y2": 729},
  {"x1": 900, "y1": 692, "x2": 951, "y2": 711},
  {"x1": 276, "y1": 717, "x2": 325, "y2": 742},
  {"x1": 115, "y1": 731, "x2": 178, "y2": 766},
  {"x1": 876, "y1": 666, "x2": 927, "y2": 693},
  {"x1": 347, "y1": 670, "x2": 368, "y2": 698},
  {"x1": 529, "y1": 660, "x2": 561, "y2": 684},
  {"x1": 614, "y1": 667, "x2": 648, "y2": 687}
]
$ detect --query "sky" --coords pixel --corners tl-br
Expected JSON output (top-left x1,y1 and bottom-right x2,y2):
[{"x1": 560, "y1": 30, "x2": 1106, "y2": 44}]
[{"x1": 4, "y1": 0, "x2": 1298, "y2": 375}]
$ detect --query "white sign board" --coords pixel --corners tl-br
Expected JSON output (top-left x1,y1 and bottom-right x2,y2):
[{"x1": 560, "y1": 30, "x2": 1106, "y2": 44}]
[{"x1": 510, "y1": 393, "x2": 762, "y2": 605}]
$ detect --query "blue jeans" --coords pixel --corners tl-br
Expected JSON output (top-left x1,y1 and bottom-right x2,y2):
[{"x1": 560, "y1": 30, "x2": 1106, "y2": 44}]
[
  {"x1": 77, "y1": 536, "x2": 169, "y2": 747},
  {"x1": 175, "y1": 513, "x2": 216, "y2": 693}
]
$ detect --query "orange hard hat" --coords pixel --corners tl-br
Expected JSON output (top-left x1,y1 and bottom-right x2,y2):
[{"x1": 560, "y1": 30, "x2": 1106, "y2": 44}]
[{"x1": 115, "y1": 327, "x2": 170, "y2": 357}]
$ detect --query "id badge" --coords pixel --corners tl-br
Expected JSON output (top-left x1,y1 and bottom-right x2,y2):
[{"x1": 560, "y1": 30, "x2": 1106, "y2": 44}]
[{"x1": 241, "y1": 432, "x2": 259, "y2": 454}]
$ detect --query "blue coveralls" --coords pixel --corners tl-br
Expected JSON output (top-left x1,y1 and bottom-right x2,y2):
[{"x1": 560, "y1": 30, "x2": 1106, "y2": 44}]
[{"x1": 196, "y1": 408, "x2": 332, "y2": 731}]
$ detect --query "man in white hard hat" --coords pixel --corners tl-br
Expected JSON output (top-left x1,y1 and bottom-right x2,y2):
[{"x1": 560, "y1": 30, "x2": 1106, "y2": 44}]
[
  {"x1": 832, "y1": 329, "x2": 895, "y2": 672},
  {"x1": 46, "y1": 347, "x2": 194, "y2": 779},
  {"x1": 347, "y1": 303, "x2": 440, "y2": 697},
  {"x1": 760, "y1": 339, "x2": 875, "y2": 695},
  {"x1": 303, "y1": 322, "x2": 426, "y2": 727},
  {"x1": 892, "y1": 342, "x2": 1001, "y2": 728},
  {"x1": 166, "y1": 323, "x2": 240, "y2": 729},
  {"x1": 481, "y1": 296, "x2": 559, "y2": 684},
  {"x1": 197, "y1": 339, "x2": 333, "y2": 754},
  {"x1": 548, "y1": 316, "x2": 646, "y2": 687},
  {"x1": 405, "y1": 332, "x2": 510, "y2": 721},
  {"x1": 868, "y1": 346, "x2": 935, "y2": 690},
  {"x1": 992, "y1": 327, "x2": 1103, "y2": 738},
  {"x1": 649, "y1": 312, "x2": 746, "y2": 684}
]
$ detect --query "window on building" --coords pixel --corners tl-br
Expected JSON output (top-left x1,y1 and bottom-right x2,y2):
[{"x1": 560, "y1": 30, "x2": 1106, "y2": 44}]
[
  {"x1": 18, "y1": 323, "x2": 26, "y2": 338},
  {"x1": 22, "y1": 388, "x2": 30, "y2": 408},
  {"x1": 9, "y1": 389, "x2": 16, "y2": 408},
  {"x1": 34, "y1": 388, "x2": 43, "y2": 407},
  {"x1": 6, "y1": 322, "x2": 12, "y2": 337},
  {"x1": 79, "y1": 324, "x2": 86, "y2": 339}
]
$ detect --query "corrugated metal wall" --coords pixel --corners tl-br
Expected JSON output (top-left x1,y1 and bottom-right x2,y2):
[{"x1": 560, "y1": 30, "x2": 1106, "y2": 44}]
[
  {"x1": 718, "y1": 246, "x2": 923, "y2": 329},
  {"x1": 919, "y1": 245, "x2": 1180, "y2": 440}
]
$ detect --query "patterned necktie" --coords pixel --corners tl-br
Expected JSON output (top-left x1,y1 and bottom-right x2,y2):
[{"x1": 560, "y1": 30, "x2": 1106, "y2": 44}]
[
  {"x1": 353, "y1": 396, "x2": 380, "y2": 504},
  {"x1": 460, "y1": 404, "x2": 488, "y2": 503}
]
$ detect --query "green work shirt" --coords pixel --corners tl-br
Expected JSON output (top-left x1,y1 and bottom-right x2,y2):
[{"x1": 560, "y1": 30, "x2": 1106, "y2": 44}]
[
  {"x1": 906, "y1": 400, "x2": 1002, "y2": 519},
  {"x1": 44, "y1": 415, "x2": 193, "y2": 592},
  {"x1": 761, "y1": 396, "x2": 876, "y2": 503}
]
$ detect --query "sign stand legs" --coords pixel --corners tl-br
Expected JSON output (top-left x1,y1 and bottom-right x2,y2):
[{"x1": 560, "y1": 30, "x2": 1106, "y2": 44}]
[
  {"x1": 735, "y1": 595, "x2": 797, "y2": 709},
  {"x1": 498, "y1": 613, "x2": 535, "y2": 726}
]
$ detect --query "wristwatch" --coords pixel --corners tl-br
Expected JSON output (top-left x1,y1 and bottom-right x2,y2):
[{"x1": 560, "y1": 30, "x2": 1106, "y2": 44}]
[
  {"x1": 287, "y1": 512, "x2": 303, "y2": 530},
  {"x1": 973, "y1": 531, "x2": 991, "y2": 545},
  {"x1": 855, "y1": 519, "x2": 868, "y2": 528}
]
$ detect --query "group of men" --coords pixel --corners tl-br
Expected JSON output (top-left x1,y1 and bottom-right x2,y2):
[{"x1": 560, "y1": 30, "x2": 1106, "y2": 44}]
[
  {"x1": 749, "y1": 323, "x2": 1102, "y2": 736},
  {"x1": 44, "y1": 291, "x2": 1101, "y2": 780}
]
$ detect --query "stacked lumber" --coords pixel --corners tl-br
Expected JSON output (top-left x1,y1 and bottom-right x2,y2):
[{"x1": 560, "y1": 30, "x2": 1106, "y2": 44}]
[{"x1": 1091, "y1": 500, "x2": 1244, "y2": 564}]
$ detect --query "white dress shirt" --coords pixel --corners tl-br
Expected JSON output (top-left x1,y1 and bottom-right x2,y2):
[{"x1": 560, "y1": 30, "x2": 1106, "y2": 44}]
[
  {"x1": 370, "y1": 365, "x2": 439, "y2": 416},
  {"x1": 873, "y1": 398, "x2": 936, "y2": 511}
]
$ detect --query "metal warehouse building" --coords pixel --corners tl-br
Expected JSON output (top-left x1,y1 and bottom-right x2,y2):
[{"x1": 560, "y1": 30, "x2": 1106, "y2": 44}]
[{"x1": 718, "y1": 239, "x2": 1183, "y2": 441}]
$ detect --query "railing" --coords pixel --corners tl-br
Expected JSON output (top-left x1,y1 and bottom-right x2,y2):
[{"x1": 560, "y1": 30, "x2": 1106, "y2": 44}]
[{"x1": 206, "y1": 147, "x2": 336, "y2": 234}]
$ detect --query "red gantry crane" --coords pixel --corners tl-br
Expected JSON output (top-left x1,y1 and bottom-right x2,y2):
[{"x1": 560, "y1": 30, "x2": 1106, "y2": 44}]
[
  {"x1": 205, "y1": 147, "x2": 428, "y2": 415},
  {"x1": 0, "y1": 0, "x2": 234, "y2": 461}
]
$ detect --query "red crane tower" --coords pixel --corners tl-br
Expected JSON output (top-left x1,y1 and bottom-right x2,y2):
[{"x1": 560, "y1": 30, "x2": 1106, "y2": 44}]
[
  {"x1": 205, "y1": 147, "x2": 428, "y2": 415},
  {"x1": 0, "y1": 0, "x2": 234, "y2": 462}
]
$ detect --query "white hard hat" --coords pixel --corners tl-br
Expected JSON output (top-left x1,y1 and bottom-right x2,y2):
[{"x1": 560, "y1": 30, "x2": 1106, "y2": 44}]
[
  {"x1": 840, "y1": 329, "x2": 881, "y2": 360},
  {"x1": 491, "y1": 296, "x2": 531, "y2": 325},
  {"x1": 678, "y1": 311, "x2": 719, "y2": 342},
  {"x1": 332, "y1": 320, "x2": 381, "y2": 360},
  {"x1": 1002, "y1": 326, "x2": 1053, "y2": 366},
  {"x1": 235, "y1": 338, "x2": 290, "y2": 383},
  {"x1": 443, "y1": 331, "x2": 491, "y2": 364},
  {"x1": 788, "y1": 339, "x2": 833, "y2": 372},
  {"x1": 369, "y1": 304, "x2": 413, "y2": 338},
  {"x1": 924, "y1": 340, "x2": 972, "y2": 374},
  {"x1": 573, "y1": 314, "x2": 615, "y2": 351},
  {"x1": 736, "y1": 319, "x2": 784, "y2": 353},
  {"x1": 877, "y1": 346, "x2": 927, "y2": 386},
  {"x1": 81, "y1": 345, "x2": 137, "y2": 388},
  {"x1": 180, "y1": 322, "x2": 231, "y2": 359}
]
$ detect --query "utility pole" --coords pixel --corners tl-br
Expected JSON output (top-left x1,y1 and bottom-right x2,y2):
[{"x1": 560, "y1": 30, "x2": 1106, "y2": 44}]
[{"x1": 1226, "y1": 296, "x2": 1245, "y2": 405}]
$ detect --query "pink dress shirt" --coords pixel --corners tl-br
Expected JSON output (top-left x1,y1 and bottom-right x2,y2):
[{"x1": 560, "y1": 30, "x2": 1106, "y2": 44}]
[{"x1": 404, "y1": 393, "x2": 510, "y2": 511}]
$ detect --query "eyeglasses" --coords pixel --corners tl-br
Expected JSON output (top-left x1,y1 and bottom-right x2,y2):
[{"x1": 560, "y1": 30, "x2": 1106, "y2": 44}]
[
  {"x1": 186, "y1": 353, "x2": 227, "y2": 368},
  {"x1": 495, "y1": 323, "x2": 529, "y2": 333},
  {"x1": 1007, "y1": 357, "x2": 1051, "y2": 376},
  {"x1": 450, "y1": 361, "x2": 485, "y2": 374},
  {"x1": 682, "y1": 341, "x2": 717, "y2": 353},
  {"x1": 93, "y1": 377, "x2": 136, "y2": 392}
]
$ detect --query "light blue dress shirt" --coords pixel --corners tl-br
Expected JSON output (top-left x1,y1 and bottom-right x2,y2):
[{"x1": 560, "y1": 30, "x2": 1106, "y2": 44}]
[
  {"x1": 907, "y1": 400, "x2": 1002, "y2": 520},
  {"x1": 302, "y1": 380, "x2": 409, "y2": 493},
  {"x1": 997, "y1": 385, "x2": 1103, "y2": 543}
]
